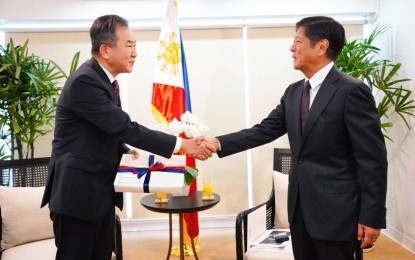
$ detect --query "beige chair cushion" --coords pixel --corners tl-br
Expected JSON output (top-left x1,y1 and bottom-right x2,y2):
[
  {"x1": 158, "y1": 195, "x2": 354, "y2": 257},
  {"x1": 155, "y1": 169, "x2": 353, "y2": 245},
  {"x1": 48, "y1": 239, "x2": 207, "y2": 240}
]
[
  {"x1": 0, "y1": 186, "x2": 53, "y2": 250},
  {"x1": 1, "y1": 238, "x2": 56, "y2": 260},
  {"x1": 273, "y1": 171, "x2": 289, "y2": 229},
  {"x1": 245, "y1": 238, "x2": 294, "y2": 260}
]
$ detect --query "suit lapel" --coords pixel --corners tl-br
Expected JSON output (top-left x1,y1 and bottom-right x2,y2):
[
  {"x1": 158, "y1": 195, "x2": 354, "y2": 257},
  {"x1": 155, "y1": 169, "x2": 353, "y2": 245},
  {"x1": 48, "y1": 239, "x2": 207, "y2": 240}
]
[
  {"x1": 89, "y1": 58, "x2": 115, "y2": 102},
  {"x1": 89, "y1": 58, "x2": 111, "y2": 83},
  {"x1": 301, "y1": 67, "x2": 341, "y2": 143}
]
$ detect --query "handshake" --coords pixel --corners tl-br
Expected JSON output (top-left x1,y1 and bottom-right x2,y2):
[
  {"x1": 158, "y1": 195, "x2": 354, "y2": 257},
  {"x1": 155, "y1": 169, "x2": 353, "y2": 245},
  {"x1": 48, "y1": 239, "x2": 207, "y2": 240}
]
[{"x1": 180, "y1": 136, "x2": 220, "y2": 161}]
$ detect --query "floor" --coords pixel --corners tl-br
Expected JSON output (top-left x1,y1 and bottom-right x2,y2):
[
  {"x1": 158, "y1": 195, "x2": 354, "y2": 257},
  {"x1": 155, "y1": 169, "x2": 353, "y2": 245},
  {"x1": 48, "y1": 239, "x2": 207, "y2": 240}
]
[
  {"x1": 120, "y1": 228, "x2": 415, "y2": 260},
  {"x1": 121, "y1": 227, "x2": 235, "y2": 260}
]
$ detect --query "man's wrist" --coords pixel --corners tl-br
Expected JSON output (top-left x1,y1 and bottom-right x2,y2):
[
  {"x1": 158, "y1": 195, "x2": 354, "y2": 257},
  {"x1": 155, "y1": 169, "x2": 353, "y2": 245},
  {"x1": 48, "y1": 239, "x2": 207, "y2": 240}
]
[
  {"x1": 174, "y1": 137, "x2": 182, "y2": 154},
  {"x1": 215, "y1": 137, "x2": 221, "y2": 151}
]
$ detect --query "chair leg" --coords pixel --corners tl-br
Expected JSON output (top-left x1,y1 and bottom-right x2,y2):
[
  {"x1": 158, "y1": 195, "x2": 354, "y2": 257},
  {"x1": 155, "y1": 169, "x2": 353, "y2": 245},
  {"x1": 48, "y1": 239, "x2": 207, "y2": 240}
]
[
  {"x1": 114, "y1": 213, "x2": 123, "y2": 260},
  {"x1": 355, "y1": 240, "x2": 363, "y2": 260}
]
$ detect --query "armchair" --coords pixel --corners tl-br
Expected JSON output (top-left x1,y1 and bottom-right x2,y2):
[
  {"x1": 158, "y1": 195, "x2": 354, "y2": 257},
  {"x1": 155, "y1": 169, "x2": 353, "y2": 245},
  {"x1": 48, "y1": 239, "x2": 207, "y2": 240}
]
[{"x1": 235, "y1": 148, "x2": 292, "y2": 260}]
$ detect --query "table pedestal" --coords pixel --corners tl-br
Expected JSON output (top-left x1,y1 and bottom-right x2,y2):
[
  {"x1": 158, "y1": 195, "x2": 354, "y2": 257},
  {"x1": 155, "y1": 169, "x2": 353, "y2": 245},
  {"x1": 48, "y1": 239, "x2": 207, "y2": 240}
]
[{"x1": 167, "y1": 213, "x2": 200, "y2": 260}]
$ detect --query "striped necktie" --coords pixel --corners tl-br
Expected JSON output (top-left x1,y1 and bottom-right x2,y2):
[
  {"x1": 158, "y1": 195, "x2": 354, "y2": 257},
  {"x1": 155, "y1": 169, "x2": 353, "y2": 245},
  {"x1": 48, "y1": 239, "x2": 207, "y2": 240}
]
[
  {"x1": 301, "y1": 80, "x2": 311, "y2": 131},
  {"x1": 112, "y1": 80, "x2": 120, "y2": 107}
]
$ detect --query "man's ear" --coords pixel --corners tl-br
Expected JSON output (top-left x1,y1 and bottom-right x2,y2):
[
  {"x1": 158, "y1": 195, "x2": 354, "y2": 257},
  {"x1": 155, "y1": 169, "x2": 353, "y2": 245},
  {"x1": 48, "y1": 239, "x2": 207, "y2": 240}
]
[
  {"x1": 317, "y1": 39, "x2": 329, "y2": 56},
  {"x1": 100, "y1": 44, "x2": 111, "y2": 59}
]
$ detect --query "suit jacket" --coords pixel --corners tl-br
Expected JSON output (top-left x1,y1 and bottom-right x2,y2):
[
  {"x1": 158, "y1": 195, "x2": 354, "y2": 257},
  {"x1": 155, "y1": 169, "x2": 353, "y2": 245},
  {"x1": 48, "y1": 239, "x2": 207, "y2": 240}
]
[
  {"x1": 217, "y1": 66, "x2": 387, "y2": 241},
  {"x1": 41, "y1": 58, "x2": 177, "y2": 222}
]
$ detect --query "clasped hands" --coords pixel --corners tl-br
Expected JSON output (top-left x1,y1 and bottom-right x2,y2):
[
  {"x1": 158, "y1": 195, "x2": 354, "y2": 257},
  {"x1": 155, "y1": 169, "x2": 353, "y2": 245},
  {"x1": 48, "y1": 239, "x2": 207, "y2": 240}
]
[{"x1": 180, "y1": 136, "x2": 219, "y2": 161}]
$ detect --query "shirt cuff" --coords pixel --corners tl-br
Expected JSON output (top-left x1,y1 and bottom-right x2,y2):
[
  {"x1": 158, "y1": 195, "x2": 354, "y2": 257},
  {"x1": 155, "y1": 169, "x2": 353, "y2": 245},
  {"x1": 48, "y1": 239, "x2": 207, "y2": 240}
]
[
  {"x1": 173, "y1": 137, "x2": 182, "y2": 154},
  {"x1": 217, "y1": 139, "x2": 222, "y2": 151}
]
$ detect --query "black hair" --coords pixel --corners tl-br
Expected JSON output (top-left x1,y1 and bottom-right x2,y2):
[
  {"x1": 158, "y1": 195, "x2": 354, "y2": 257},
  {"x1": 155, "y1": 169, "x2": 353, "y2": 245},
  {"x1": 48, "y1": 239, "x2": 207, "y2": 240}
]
[
  {"x1": 296, "y1": 16, "x2": 345, "y2": 61},
  {"x1": 90, "y1": 14, "x2": 129, "y2": 55}
]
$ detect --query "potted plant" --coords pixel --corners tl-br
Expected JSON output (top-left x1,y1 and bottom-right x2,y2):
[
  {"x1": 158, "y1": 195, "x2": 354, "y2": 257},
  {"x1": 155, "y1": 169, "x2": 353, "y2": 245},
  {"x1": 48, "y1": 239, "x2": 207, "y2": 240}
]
[
  {"x1": 336, "y1": 26, "x2": 415, "y2": 141},
  {"x1": 0, "y1": 39, "x2": 79, "y2": 159}
]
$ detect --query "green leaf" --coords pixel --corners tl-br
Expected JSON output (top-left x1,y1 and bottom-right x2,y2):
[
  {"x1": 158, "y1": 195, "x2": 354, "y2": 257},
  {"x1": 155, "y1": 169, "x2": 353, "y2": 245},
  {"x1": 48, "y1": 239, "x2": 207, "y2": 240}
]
[
  {"x1": 11, "y1": 120, "x2": 20, "y2": 133},
  {"x1": 0, "y1": 64, "x2": 12, "y2": 73},
  {"x1": 70, "y1": 51, "x2": 81, "y2": 75},
  {"x1": 50, "y1": 59, "x2": 68, "y2": 79},
  {"x1": 184, "y1": 166, "x2": 199, "y2": 186}
]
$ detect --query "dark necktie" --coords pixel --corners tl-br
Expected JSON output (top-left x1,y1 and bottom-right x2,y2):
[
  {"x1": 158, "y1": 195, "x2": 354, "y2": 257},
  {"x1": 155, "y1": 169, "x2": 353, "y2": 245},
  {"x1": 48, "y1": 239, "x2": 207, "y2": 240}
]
[
  {"x1": 301, "y1": 80, "x2": 311, "y2": 131},
  {"x1": 112, "y1": 80, "x2": 120, "y2": 107}
]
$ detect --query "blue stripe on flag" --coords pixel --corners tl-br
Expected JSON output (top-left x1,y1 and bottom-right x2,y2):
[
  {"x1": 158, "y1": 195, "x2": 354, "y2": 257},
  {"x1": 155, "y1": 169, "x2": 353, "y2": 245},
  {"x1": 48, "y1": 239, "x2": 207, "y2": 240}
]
[{"x1": 180, "y1": 31, "x2": 192, "y2": 113}]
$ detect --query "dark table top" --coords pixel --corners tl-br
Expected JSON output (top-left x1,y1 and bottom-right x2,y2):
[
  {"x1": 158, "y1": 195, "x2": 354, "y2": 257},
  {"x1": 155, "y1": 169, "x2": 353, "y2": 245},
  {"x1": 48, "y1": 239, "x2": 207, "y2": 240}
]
[{"x1": 140, "y1": 191, "x2": 220, "y2": 214}]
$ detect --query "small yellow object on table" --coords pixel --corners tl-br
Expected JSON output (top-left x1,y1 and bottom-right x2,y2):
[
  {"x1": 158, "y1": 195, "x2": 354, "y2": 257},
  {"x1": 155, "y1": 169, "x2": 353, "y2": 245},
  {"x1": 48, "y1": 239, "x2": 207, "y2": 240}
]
[
  {"x1": 202, "y1": 176, "x2": 215, "y2": 201},
  {"x1": 155, "y1": 192, "x2": 169, "y2": 204}
]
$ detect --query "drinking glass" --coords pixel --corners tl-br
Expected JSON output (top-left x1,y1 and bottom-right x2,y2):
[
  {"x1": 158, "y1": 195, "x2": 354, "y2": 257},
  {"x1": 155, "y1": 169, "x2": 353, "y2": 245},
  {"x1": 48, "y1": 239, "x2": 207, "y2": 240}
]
[
  {"x1": 202, "y1": 176, "x2": 214, "y2": 200},
  {"x1": 155, "y1": 192, "x2": 169, "y2": 203}
]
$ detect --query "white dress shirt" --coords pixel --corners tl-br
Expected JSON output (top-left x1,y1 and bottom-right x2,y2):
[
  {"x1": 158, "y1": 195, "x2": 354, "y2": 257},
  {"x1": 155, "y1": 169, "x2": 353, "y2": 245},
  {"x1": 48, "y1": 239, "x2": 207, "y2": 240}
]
[{"x1": 306, "y1": 61, "x2": 334, "y2": 109}]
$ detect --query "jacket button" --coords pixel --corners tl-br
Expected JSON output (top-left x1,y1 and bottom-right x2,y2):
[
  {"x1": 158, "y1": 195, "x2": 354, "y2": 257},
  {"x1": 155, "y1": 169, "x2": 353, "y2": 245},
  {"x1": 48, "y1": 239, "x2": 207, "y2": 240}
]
[{"x1": 298, "y1": 160, "x2": 303, "y2": 164}]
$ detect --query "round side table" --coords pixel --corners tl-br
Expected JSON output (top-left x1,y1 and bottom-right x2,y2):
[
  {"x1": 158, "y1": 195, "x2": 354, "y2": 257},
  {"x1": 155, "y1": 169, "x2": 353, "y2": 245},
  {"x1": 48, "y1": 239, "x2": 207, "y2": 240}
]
[{"x1": 141, "y1": 191, "x2": 220, "y2": 260}]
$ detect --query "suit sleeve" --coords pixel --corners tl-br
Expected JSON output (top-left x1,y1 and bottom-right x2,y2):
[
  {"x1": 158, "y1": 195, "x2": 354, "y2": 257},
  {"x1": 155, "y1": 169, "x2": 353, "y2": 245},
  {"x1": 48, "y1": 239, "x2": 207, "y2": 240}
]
[
  {"x1": 345, "y1": 83, "x2": 388, "y2": 229},
  {"x1": 69, "y1": 74, "x2": 176, "y2": 158},
  {"x1": 217, "y1": 92, "x2": 288, "y2": 158}
]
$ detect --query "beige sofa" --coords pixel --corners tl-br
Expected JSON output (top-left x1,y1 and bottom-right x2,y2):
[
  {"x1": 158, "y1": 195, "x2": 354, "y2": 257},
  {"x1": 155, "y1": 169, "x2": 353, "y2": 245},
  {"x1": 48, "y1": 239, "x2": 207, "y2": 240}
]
[{"x1": 0, "y1": 186, "x2": 120, "y2": 259}]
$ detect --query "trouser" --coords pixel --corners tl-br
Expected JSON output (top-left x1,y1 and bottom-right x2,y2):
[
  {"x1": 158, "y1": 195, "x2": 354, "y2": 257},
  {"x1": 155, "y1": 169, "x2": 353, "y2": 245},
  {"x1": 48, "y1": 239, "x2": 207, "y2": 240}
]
[
  {"x1": 290, "y1": 199, "x2": 356, "y2": 260},
  {"x1": 50, "y1": 208, "x2": 114, "y2": 260}
]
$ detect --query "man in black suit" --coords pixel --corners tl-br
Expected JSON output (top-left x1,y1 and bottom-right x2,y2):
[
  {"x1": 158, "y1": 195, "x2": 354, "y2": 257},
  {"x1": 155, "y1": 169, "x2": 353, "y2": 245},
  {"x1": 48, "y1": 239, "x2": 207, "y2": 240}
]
[
  {"x1": 199, "y1": 16, "x2": 387, "y2": 260},
  {"x1": 41, "y1": 15, "x2": 212, "y2": 260}
]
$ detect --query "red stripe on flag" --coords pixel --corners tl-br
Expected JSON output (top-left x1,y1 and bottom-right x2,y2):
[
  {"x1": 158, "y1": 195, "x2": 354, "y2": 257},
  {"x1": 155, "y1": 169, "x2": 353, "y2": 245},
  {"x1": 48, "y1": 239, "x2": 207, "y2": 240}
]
[
  {"x1": 152, "y1": 83, "x2": 186, "y2": 122},
  {"x1": 183, "y1": 156, "x2": 199, "y2": 238}
]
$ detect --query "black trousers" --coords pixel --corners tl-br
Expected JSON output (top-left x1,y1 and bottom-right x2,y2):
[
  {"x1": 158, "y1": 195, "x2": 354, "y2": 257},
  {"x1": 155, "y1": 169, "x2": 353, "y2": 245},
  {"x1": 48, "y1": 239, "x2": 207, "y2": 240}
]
[
  {"x1": 290, "y1": 198, "x2": 357, "y2": 260},
  {"x1": 51, "y1": 208, "x2": 115, "y2": 260}
]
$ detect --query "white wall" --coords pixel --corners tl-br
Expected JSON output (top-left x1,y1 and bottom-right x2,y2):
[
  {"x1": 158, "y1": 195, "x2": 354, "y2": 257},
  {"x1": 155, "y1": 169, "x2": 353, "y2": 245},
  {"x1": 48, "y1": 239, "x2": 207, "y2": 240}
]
[{"x1": 374, "y1": 0, "x2": 415, "y2": 254}]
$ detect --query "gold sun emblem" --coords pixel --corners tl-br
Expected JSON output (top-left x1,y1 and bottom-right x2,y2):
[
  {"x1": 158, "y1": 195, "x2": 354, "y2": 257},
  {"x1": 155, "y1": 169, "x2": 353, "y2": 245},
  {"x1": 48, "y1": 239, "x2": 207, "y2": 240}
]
[{"x1": 157, "y1": 32, "x2": 181, "y2": 76}]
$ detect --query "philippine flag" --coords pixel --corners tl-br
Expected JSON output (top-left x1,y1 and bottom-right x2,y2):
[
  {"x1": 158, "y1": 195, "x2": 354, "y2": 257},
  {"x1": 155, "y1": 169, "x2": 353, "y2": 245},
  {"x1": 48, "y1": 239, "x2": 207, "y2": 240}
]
[
  {"x1": 152, "y1": 0, "x2": 191, "y2": 123},
  {"x1": 151, "y1": 0, "x2": 199, "y2": 242}
]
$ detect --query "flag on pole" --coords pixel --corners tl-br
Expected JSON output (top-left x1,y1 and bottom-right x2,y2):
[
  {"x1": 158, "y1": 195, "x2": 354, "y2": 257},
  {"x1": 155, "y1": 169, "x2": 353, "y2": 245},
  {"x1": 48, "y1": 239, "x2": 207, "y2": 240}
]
[{"x1": 152, "y1": 0, "x2": 199, "y2": 242}]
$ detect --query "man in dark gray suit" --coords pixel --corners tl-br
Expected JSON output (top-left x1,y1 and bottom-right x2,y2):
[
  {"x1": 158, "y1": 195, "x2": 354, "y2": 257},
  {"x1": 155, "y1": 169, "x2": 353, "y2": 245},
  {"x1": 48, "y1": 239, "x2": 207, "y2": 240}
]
[
  {"x1": 199, "y1": 16, "x2": 387, "y2": 260},
  {"x1": 41, "y1": 15, "x2": 212, "y2": 260}
]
